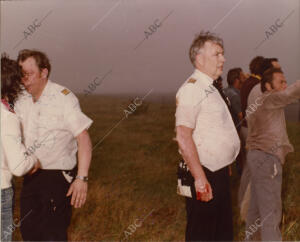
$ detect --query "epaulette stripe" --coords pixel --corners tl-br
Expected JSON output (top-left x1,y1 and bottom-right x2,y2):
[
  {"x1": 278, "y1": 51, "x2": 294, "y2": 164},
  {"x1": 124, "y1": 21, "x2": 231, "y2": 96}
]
[
  {"x1": 187, "y1": 78, "x2": 197, "y2": 84},
  {"x1": 61, "y1": 88, "x2": 70, "y2": 95}
]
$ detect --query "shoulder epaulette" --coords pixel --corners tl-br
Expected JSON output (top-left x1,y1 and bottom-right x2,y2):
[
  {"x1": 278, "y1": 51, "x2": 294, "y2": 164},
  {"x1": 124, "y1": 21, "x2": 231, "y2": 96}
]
[
  {"x1": 61, "y1": 88, "x2": 70, "y2": 95},
  {"x1": 187, "y1": 78, "x2": 197, "y2": 84}
]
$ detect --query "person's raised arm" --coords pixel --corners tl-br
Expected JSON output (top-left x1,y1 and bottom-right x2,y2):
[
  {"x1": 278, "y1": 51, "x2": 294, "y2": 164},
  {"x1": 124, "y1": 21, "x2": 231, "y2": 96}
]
[{"x1": 264, "y1": 80, "x2": 300, "y2": 109}]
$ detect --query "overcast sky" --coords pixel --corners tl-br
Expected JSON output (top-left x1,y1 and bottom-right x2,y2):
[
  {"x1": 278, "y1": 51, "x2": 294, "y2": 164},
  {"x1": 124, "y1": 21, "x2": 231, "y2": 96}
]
[{"x1": 1, "y1": 0, "x2": 299, "y2": 95}]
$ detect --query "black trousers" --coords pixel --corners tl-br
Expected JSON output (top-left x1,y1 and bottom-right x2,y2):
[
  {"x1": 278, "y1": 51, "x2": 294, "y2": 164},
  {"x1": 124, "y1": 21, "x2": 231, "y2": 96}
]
[
  {"x1": 20, "y1": 169, "x2": 72, "y2": 241},
  {"x1": 185, "y1": 166, "x2": 233, "y2": 242}
]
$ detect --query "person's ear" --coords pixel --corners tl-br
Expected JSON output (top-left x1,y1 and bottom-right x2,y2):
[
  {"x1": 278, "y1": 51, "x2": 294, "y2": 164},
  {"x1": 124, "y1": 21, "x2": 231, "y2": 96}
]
[
  {"x1": 41, "y1": 68, "x2": 48, "y2": 79},
  {"x1": 196, "y1": 52, "x2": 204, "y2": 66},
  {"x1": 265, "y1": 82, "x2": 272, "y2": 91}
]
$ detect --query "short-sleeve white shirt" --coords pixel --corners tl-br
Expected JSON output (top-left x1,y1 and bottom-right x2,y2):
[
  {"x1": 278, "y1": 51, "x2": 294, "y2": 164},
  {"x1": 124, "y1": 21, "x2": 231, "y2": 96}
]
[
  {"x1": 14, "y1": 80, "x2": 93, "y2": 170},
  {"x1": 175, "y1": 69, "x2": 240, "y2": 172}
]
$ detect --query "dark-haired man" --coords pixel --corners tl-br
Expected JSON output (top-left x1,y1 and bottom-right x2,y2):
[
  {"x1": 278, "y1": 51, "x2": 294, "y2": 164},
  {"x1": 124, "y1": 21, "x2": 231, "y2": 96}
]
[
  {"x1": 248, "y1": 58, "x2": 281, "y2": 109},
  {"x1": 268, "y1": 57, "x2": 281, "y2": 69},
  {"x1": 224, "y1": 68, "x2": 245, "y2": 128},
  {"x1": 245, "y1": 68, "x2": 300, "y2": 240},
  {"x1": 14, "y1": 49, "x2": 93, "y2": 241},
  {"x1": 224, "y1": 68, "x2": 246, "y2": 175},
  {"x1": 241, "y1": 56, "x2": 265, "y2": 130},
  {"x1": 175, "y1": 32, "x2": 240, "y2": 241},
  {"x1": 238, "y1": 57, "x2": 273, "y2": 220}
]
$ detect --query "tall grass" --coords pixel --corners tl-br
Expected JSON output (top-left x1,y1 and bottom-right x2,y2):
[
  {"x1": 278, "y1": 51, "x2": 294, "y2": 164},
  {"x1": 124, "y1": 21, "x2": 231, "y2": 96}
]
[{"x1": 12, "y1": 96, "x2": 299, "y2": 241}]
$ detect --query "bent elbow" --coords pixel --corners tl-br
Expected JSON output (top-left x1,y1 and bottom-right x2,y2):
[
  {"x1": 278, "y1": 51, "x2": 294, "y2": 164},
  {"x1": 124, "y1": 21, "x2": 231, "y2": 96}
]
[
  {"x1": 176, "y1": 134, "x2": 188, "y2": 155},
  {"x1": 9, "y1": 157, "x2": 34, "y2": 177}
]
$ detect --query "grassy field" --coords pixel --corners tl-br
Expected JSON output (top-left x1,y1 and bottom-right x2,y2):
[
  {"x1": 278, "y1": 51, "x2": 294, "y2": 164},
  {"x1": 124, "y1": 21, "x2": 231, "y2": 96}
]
[{"x1": 12, "y1": 95, "x2": 300, "y2": 241}]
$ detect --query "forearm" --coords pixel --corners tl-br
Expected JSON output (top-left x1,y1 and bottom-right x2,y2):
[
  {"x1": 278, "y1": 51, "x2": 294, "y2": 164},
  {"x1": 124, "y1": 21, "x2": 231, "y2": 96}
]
[
  {"x1": 76, "y1": 130, "x2": 92, "y2": 177},
  {"x1": 176, "y1": 127, "x2": 206, "y2": 181},
  {"x1": 284, "y1": 80, "x2": 300, "y2": 102},
  {"x1": 9, "y1": 150, "x2": 36, "y2": 176},
  {"x1": 266, "y1": 80, "x2": 300, "y2": 108},
  {"x1": 2, "y1": 129, "x2": 36, "y2": 176},
  {"x1": 179, "y1": 138, "x2": 206, "y2": 181}
]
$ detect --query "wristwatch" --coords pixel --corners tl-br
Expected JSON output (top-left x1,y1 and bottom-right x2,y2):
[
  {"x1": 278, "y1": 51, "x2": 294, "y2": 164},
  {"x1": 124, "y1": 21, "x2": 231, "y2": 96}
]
[{"x1": 75, "y1": 175, "x2": 88, "y2": 182}]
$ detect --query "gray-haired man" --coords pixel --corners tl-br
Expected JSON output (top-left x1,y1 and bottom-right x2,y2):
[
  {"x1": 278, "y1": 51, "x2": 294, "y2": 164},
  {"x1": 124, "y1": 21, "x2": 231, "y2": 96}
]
[{"x1": 175, "y1": 32, "x2": 240, "y2": 241}]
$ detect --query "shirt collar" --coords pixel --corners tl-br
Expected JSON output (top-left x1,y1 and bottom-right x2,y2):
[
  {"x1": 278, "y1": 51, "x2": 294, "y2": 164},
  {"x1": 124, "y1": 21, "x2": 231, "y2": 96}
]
[
  {"x1": 40, "y1": 80, "x2": 52, "y2": 98},
  {"x1": 193, "y1": 69, "x2": 214, "y2": 85},
  {"x1": 27, "y1": 80, "x2": 52, "y2": 103}
]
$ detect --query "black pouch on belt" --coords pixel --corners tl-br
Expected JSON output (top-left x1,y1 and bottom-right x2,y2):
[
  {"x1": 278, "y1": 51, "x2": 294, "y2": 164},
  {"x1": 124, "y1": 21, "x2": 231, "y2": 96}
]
[{"x1": 177, "y1": 159, "x2": 196, "y2": 199}]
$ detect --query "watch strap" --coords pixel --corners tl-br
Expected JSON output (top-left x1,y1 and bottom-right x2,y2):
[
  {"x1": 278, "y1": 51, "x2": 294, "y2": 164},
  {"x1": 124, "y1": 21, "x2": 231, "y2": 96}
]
[{"x1": 76, "y1": 175, "x2": 88, "y2": 182}]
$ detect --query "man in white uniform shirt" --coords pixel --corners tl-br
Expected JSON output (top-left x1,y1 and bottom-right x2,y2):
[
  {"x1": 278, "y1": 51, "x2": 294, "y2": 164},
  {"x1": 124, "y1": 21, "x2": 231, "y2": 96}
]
[
  {"x1": 175, "y1": 32, "x2": 240, "y2": 241},
  {"x1": 14, "y1": 49, "x2": 93, "y2": 241}
]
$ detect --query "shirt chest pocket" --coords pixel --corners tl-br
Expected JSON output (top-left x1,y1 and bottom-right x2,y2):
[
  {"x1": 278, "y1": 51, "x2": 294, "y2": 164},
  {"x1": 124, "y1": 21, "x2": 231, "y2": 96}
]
[
  {"x1": 198, "y1": 96, "x2": 229, "y2": 127},
  {"x1": 201, "y1": 96, "x2": 226, "y2": 114}
]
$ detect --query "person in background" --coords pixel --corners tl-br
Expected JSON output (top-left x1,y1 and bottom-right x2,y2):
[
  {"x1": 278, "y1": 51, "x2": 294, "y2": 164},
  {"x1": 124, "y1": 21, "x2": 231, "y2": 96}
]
[
  {"x1": 239, "y1": 71, "x2": 249, "y2": 88},
  {"x1": 245, "y1": 68, "x2": 300, "y2": 240},
  {"x1": 240, "y1": 56, "x2": 265, "y2": 131},
  {"x1": 224, "y1": 68, "x2": 246, "y2": 175},
  {"x1": 238, "y1": 56, "x2": 274, "y2": 220},
  {"x1": 248, "y1": 58, "x2": 281, "y2": 105},
  {"x1": 269, "y1": 57, "x2": 281, "y2": 69},
  {"x1": 1, "y1": 53, "x2": 40, "y2": 242},
  {"x1": 175, "y1": 31, "x2": 240, "y2": 241},
  {"x1": 224, "y1": 68, "x2": 244, "y2": 128}
]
